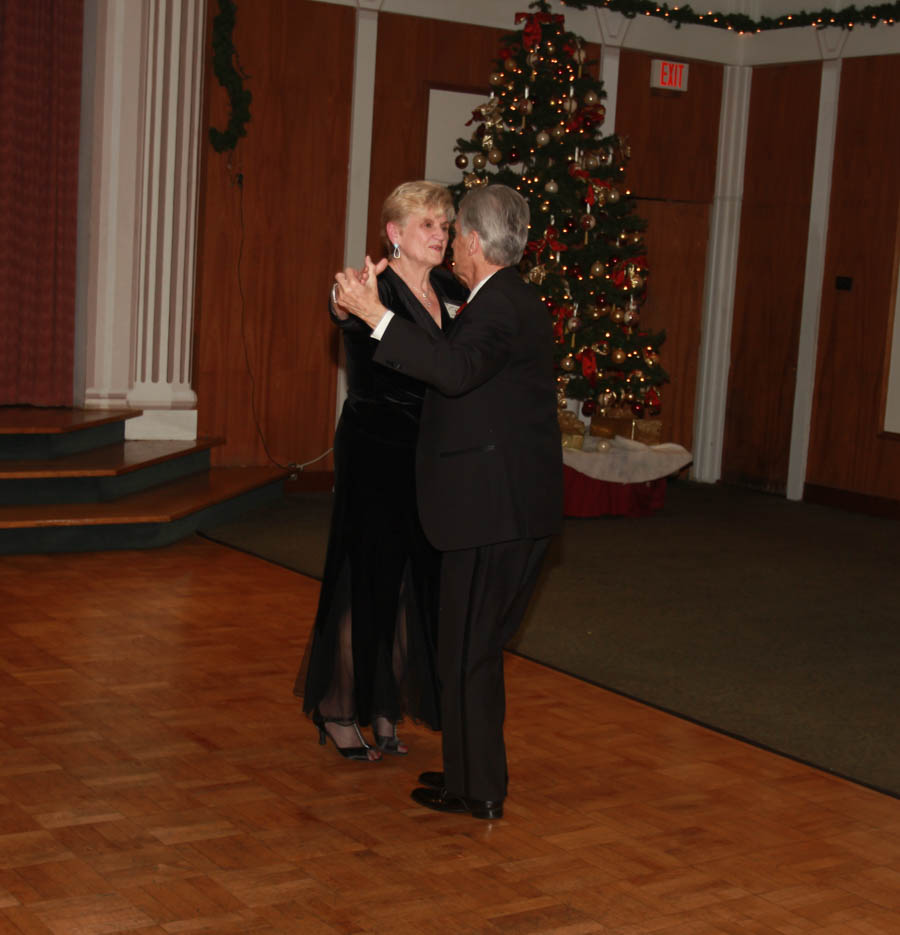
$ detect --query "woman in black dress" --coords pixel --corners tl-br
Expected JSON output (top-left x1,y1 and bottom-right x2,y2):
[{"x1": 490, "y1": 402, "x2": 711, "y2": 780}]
[{"x1": 296, "y1": 181, "x2": 465, "y2": 761}]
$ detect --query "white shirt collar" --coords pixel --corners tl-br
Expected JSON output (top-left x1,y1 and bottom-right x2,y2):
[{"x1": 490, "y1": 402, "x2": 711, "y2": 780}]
[{"x1": 465, "y1": 270, "x2": 498, "y2": 304}]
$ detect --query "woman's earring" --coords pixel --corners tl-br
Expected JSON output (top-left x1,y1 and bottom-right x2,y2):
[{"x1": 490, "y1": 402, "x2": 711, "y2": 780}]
[{"x1": 392, "y1": 243, "x2": 401, "y2": 259}]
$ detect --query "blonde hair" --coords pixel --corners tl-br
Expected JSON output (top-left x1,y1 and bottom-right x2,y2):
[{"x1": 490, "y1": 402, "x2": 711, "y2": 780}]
[{"x1": 380, "y1": 180, "x2": 455, "y2": 254}]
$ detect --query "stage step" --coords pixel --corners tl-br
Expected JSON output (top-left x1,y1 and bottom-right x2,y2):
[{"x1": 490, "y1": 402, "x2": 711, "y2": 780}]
[
  {"x1": 0, "y1": 407, "x2": 286, "y2": 554},
  {"x1": 0, "y1": 466, "x2": 286, "y2": 553},
  {"x1": 0, "y1": 406, "x2": 142, "y2": 459},
  {"x1": 0, "y1": 438, "x2": 221, "y2": 505}
]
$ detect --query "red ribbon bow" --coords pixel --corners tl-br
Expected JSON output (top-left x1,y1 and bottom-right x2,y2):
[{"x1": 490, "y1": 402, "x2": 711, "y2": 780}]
[
  {"x1": 578, "y1": 350, "x2": 598, "y2": 379},
  {"x1": 515, "y1": 10, "x2": 564, "y2": 50},
  {"x1": 525, "y1": 225, "x2": 567, "y2": 256}
]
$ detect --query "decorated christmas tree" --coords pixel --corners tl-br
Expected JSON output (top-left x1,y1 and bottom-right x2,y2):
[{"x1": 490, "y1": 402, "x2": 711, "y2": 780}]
[{"x1": 450, "y1": 0, "x2": 667, "y2": 426}]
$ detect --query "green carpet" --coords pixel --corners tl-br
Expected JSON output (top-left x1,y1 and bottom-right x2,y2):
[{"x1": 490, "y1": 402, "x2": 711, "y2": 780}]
[{"x1": 200, "y1": 480, "x2": 900, "y2": 797}]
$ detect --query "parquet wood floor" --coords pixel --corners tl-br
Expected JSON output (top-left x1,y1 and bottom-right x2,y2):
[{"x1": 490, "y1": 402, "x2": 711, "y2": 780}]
[{"x1": 0, "y1": 539, "x2": 897, "y2": 934}]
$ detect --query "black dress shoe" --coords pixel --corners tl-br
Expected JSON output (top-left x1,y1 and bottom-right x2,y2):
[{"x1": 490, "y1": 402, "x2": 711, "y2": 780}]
[
  {"x1": 418, "y1": 770, "x2": 444, "y2": 789},
  {"x1": 410, "y1": 786, "x2": 504, "y2": 820}
]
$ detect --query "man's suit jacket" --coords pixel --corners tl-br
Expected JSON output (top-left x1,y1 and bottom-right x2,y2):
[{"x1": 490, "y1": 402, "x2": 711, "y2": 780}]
[{"x1": 374, "y1": 266, "x2": 563, "y2": 552}]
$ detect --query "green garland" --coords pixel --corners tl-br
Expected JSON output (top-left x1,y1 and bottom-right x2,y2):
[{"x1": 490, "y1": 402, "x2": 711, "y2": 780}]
[
  {"x1": 209, "y1": 0, "x2": 252, "y2": 154},
  {"x1": 561, "y1": 0, "x2": 899, "y2": 32}
]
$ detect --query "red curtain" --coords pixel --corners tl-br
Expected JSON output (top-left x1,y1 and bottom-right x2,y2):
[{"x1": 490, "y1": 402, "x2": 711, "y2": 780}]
[{"x1": 0, "y1": 0, "x2": 83, "y2": 405}]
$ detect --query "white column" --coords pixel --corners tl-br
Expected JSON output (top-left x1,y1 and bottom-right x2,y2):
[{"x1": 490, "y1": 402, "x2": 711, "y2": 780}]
[
  {"x1": 786, "y1": 31, "x2": 847, "y2": 500},
  {"x1": 594, "y1": 9, "x2": 630, "y2": 137},
  {"x1": 82, "y1": 0, "x2": 146, "y2": 411},
  {"x1": 126, "y1": 0, "x2": 206, "y2": 439},
  {"x1": 335, "y1": 0, "x2": 383, "y2": 423},
  {"x1": 692, "y1": 65, "x2": 752, "y2": 482}
]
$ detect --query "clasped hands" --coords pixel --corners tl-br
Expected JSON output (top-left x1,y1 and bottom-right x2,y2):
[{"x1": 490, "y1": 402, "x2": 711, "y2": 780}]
[{"x1": 331, "y1": 255, "x2": 389, "y2": 327}]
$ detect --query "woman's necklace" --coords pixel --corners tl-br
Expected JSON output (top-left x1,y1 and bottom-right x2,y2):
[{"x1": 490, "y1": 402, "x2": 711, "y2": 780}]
[{"x1": 393, "y1": 262, "x2": 433, "y2": 307}]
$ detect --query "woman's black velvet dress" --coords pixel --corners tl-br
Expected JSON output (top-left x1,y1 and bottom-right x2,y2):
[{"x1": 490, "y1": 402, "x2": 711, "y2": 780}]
[{"x1": 295, "y1": 265, "x2": 465, "y2": 730}]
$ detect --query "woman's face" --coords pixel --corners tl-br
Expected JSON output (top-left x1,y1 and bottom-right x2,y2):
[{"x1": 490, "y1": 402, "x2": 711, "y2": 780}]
[{"x1": 391, "y1": 208, "x2": 450, "y2": 267}]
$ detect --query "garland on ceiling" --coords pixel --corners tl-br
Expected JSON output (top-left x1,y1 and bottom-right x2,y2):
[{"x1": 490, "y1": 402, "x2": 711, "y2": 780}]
[
  {"x1": 209, "y1": 0, "x2": 251, "y2": 154},
  {"x1": 561, "y1": 0, "x2": 899, "y2": 32}
]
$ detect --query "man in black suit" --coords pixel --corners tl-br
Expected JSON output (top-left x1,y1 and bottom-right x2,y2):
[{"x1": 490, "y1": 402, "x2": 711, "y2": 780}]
[{"x1": 334, "y1": 184, "x2": 563, "y2": 819}]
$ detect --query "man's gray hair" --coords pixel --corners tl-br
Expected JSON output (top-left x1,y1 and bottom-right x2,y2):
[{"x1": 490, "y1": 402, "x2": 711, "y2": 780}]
[{"x1": 457, "y1": 184, "x2": 530, "y2": 267}]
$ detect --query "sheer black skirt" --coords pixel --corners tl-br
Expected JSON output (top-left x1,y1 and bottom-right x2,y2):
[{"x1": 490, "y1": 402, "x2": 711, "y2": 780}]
[{"x1": 294, "y1": 405, "x2": 441, "y2": 730}]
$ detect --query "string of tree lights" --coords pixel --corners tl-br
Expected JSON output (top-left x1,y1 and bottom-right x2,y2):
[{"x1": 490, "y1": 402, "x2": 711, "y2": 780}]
[
  {"x1": 449, "y1": 0, "x2": 667, "y2": 421},
  {"x1": 560, "y1": 0, "x2": 899, "y2": 33}
]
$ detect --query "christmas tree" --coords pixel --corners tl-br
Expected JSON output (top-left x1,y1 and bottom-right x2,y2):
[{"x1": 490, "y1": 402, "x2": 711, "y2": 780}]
[{"x1": 450, "y1": 0, "x2": 667, "y2": 424}]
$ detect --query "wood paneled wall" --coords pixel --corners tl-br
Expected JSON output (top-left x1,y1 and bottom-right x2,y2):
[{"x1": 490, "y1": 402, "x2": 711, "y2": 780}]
[
  {"x1": 190, "y1": 5, "x2": 900, "y2": 512},
  {"x1": 194, "y1": 0, "x2": 355, "y2": 467},
  {"x1": 806, "y1": 54, "x2": 900, "y2": 501},
  {"x1": 615, "y1": 50, "x2": 724, "y2": 450},
  {"x1": 366, "y1": 13, "x2": 505, "y2": 256},
  {"x1": 722, "y1": 62, "x2": 821, "y2": 493}
]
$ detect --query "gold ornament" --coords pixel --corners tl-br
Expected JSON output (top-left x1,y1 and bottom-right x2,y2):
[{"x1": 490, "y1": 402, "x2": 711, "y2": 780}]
[
  {"x1": 526, "y1": 52, "x2": 540, "y2": 68},
  {"x1": 584, "y1": 90, "x2": 598, "y2": 105},
  {"x1": 455, "y1": 154, "x2": 469, "y2": 169},
  {"x1": 489, "y1": 72, "x2": 505, "y2": 86},
  {"x1": 610, "y1": 307, "x2": 625, "y2": 323},
  {"x1": 561, "y1": 354, "x2": 576, "y2": 372},
  {"x1": 551, "y1": 125, "x2": 566, "y2": 140},
  {"x1": 487, "y1": 148, "x2": 503, "y2": 165},
  {"x1": 528, "y1": 264, "x2": 547, "y2": 285},
  {"x1": 607, "y1": 187, "x2": 620, "y2": 204},
  {"x1": 504, "y1": 57, "x2": 517, "y2": 72},
  {"x1": 590, "y1": 260, "x2": 605, "y2": 278},
  {"x1": 580, "y1": 213, "x2": 596, "y2": 230},
  {"x1": 536, "y1": 130, "x2": 551, "y2": 147},
  {"x1": 585, "y1": 153, "x2": 600, "y2": 170},
  {"x1": 480, "y1": 98, "x2": 503, "y2": 126},
  {"x1": 473, "y1": 153, "x2": 487, "y2": 169},
  {"x1": 611, "y1": 348, "x2": 626, "y2": 364},
  {"x1": 544, "y1": 180, "x2": 558, "y2": 194},
  {"x1": 463, "y1": 172, "x2": 487, "y2": 189},
  {"x1": 562, "y1": 97, "x2": 578, "y2": 114}
]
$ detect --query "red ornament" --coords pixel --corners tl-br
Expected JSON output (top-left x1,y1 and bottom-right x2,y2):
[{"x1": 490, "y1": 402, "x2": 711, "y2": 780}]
[
  {"x1": 581, "y1": 398, "x2": 597, "y2": 416},
  {"x1": 631, "y1": 401, "x2": 644, "y2": 417}
]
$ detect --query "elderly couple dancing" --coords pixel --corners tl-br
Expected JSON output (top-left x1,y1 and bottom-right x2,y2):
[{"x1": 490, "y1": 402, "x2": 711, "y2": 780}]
[{"x1": 294, "y1": 182, "x2": 563, "y2": 820}]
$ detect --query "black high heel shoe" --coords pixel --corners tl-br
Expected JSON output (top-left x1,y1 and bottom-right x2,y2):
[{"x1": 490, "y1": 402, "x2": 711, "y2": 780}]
[
  {"x1": 373, "y1": 718, "x2": 408, "y2": 756},
  {"x1": 312, "y1": 709, "x2": 381, "y2": 762}
]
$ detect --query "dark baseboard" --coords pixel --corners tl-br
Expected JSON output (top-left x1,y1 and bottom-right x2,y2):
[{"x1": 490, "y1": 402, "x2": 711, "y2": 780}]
[
  {"x1": 804, "y1": 483, "x2": 900, "y2": 520},
  {"x1": 285, "y1": 470, "x2": 334, "y2": 493}
]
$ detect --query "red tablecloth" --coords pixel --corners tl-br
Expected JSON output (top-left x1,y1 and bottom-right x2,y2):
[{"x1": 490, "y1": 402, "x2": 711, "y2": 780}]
[{"x1": 563, "y1": 464, "x2": 666, "y2": 518}]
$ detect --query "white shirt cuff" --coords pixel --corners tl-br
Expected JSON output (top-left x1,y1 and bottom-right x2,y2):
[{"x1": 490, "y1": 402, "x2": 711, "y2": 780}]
[{"x1": 371, "y1": 310, "x2": 394, "y2": 340}]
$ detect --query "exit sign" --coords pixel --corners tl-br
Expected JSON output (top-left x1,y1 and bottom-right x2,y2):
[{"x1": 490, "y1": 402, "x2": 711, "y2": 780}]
[{"x1": 650, "y1": 59, "x2": 688, "y2": 92}]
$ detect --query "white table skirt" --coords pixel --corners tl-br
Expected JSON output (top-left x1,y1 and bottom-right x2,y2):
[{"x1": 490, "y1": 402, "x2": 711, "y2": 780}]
[{"x1": 563, "y1": 435, "x2": 693, "y2": 484}]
